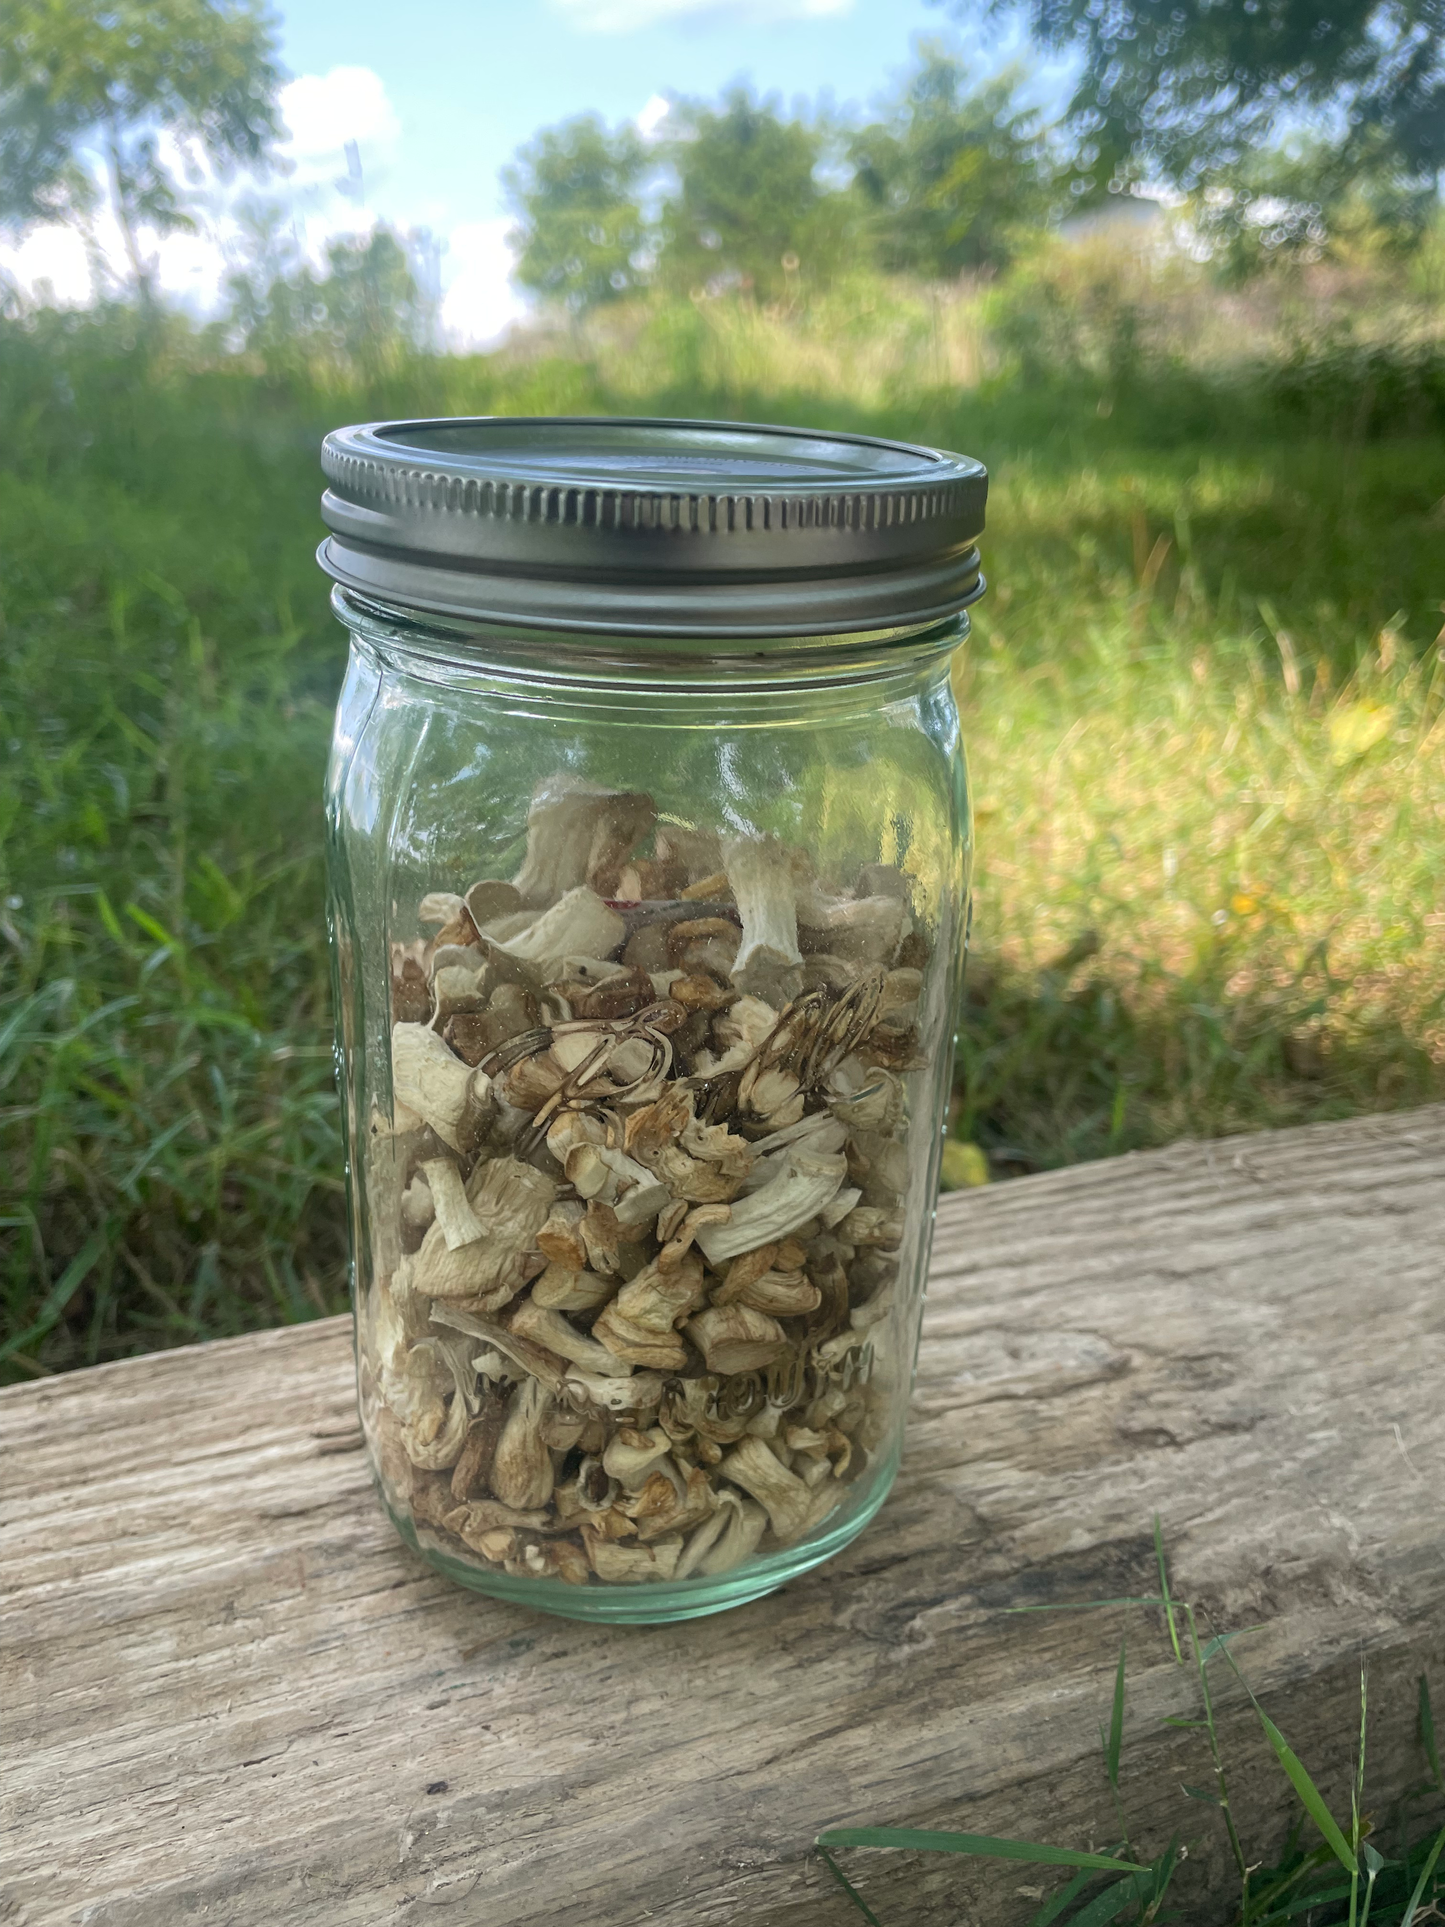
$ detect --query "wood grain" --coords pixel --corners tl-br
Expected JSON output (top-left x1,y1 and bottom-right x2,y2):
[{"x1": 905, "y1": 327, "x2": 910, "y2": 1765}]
[{"x1": 3, "y1": 1106, "x2": 1443, "y2": 1927}]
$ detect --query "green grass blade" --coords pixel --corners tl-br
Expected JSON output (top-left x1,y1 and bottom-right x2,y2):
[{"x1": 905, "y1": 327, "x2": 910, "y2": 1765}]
[
  {"x1": 1006, "y1": 1598, "x2": 1165, "y2": 1615},
  {"x1": 1030, "y1": 1865, "x2": 1104, "y2": 1927},
  {"x1": 1400, "y1": 1824, "x2": 1445, "y2": 1927},
  {"x1": 1359, "y1": 1841, "x2": 1384, "y2": 1927},
  {"x1": 816, "y1": 1829, "x2": 1147, "y2": 1874},
  {"x1": 0, "y1": 1230, "x2": 108, "y2": 1366},
  {"x1": 1420, "y1": 1678, "x2": 1443, "y2": 1795},
  {"x1": 1061, "y1": 1874, "x2": 1142, "y2": 1927},
  {"x1": 1257, "y1": 1711, "x2": 1358, "y2": 1875},
  {"x1": 1106, "y1": 1637, "x2": 1127, "y2": 1790},
  {"x1": 1200, "y1": 1628, "x2": 1264, "y2": 1663},
  {"x1": 1154, "y1": 1516, "x2": 1183, "y2": 1663},
  {"x1": 817, "y1": 1846, "x2": 886, "y2": 1927}
]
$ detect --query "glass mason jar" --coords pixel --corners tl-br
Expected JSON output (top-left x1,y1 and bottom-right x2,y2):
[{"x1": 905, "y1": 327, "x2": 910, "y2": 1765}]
[{"x1": 318, "y1": 418, "x2": 986, "y2": 1623}]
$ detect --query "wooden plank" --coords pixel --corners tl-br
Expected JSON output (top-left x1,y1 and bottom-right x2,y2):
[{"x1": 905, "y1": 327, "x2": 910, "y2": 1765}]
[{"x1": 2, "y1": 1106, "x2": 1443, "y2": 1927}]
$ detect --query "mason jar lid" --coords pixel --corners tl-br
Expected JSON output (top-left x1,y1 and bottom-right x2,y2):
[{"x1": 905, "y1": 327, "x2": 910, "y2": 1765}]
[{"x1": 317, "y1": 416, "x2": 986, "y2": 641}]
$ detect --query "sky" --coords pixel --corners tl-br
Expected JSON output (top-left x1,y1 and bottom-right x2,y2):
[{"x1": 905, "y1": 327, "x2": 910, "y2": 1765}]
[{"x1": 1, "y1": 0, "x2": 1048, "y2": 348}]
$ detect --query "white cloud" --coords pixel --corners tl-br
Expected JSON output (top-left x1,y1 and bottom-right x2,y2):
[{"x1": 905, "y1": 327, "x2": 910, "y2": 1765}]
[
  {"x1": 636, "y1": 93, "x2": 673, "y2": 139},
  {"x1": 550, "y1": 0, "x2": 850, "y2": 30},
  {"x1": 440, "y1": 219, "x2": 530, "y2": 350},
  {"x1": 0, "y1": 224, "x2": 93, "y2": 308},
  {"x1": 280, "y1": 66, "x2": 400, "y2": 174}
]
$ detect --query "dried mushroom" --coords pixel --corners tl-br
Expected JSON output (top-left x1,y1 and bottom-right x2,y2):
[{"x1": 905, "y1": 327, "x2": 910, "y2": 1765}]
[{"x1": 357, "y1": 768, "x2": 931, "y2": 1590}]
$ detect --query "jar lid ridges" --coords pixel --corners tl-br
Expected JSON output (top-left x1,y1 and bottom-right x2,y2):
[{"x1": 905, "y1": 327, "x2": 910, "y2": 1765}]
[{"x1": 318, "y1": 415, "x2": 987, "y2": 641}]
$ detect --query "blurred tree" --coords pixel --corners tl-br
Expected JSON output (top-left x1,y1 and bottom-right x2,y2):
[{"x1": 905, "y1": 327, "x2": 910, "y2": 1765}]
[
  {"x1": 0, "y1": 0, "x2": 283, "y2": 302},
  {"x1": 227, "y1": 221, "x2": 427, "y2": 379},
  {"x1": 848, "y1": 51, "x2": 1053, "y2": 276},
  {"x1": 955, "y1": 0, "x2": 1445, "y2": 191},
  {"x1": 502, "y1": 114, "x2": 650, "y2": 316},
  {"x1": 1189, "y1": 130, "x2": 1442, "y2": 281},
  {"x1": 660, "y1": 86, "x2": 848, "y2": 303}
]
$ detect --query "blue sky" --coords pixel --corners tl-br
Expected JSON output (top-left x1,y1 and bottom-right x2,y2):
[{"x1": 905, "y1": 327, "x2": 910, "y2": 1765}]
[
  {"x1": 274, "y1": 0, "x2": 1018, "y2": 236},
  {"x1": 1, "y1": 0, "x2": 1057, "y2": 341}
]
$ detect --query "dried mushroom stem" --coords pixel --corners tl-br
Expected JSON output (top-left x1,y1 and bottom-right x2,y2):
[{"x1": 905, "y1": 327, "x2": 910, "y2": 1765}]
[{"x1": 363, "y1": 772, "x2": 930, "y2": 1588}]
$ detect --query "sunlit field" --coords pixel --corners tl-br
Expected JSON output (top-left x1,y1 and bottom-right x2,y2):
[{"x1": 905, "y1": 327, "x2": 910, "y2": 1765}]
[{"x1": 3, "y1": 250, "x2": 1443, "y2": 1374}]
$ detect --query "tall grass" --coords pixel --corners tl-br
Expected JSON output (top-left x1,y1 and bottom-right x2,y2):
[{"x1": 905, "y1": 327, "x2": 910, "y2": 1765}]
[{"x1": 2, "y1": 265, "x2": 1443, "y2": 1375}]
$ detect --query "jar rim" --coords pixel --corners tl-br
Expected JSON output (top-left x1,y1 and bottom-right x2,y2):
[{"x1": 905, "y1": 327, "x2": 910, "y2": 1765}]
[
  {"x1": 331, "y1": 583, "x2": 968, "y2": 690},
  {"x1": 318, "y1": 415, "x2": 987, "y2": 642}
]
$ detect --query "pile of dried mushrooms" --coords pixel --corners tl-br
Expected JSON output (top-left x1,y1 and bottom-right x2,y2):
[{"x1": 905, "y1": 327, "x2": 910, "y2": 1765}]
[{"x1": 359, "y1": 774, "x2": 935, "y2": 1589}]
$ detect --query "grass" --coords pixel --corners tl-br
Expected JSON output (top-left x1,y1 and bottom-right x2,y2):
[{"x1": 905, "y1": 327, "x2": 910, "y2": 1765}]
[
  {"x1": 816, "y1": 1523, "x2": 1445, "y2": 1927},
  {"x1": 1, "y1": 267, "x2": 1443, "y2": 1376}
]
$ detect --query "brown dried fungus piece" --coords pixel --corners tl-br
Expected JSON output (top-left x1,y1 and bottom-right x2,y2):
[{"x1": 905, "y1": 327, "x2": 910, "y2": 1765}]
[{"x1": 365, "y1": 784, "x2": 930, "y2": 1590}]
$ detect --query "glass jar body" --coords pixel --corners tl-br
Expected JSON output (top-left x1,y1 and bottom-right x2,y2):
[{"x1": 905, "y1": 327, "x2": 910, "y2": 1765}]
[{"x1": 324, "y1": 596, "x2": 972, "y2": 1623}]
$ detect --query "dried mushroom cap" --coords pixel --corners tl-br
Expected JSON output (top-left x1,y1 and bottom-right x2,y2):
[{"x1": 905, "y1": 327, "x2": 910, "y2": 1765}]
[
  {"x1": 419, "y1": 1158, "x2": 483, "y2": 1251},
  {"x1": 669, "y1": 974, "x2": 739, "y2": 1014},
  {"x1": 602, "y1": 1425, "x2": 672, "y2": 1490},
  {"x1": 656, "y1": 1201, "x2": 731, "y2": 1270},
  {"x1": 563, "y1": 1369, "x2": 666, "y2": 1414},
  {"x1": 654, "y1": 821, "x2": 723, "y2": 884},
  {"x1": 687, "y1": 1303, "x2": 788, "y2": 1375},
  {"x1": 510, "y1": 1298, "x2": 632, "y2": 1377},
  {"x1": 583, "y1": 1530, "x2": 684, "y2": 1584},
  {"x1": 408, "y1": 1158, "x2": 554, "y2": 1306},
  {"x1": 450, "y1": 1499, "x2": 554, "y2": 1543},
  {"x1": 392, "y1": 1024, "x2": 493, "y2": 1153},
  {"x1": 432, "y1": 965, "x2": 491, "y2": 1028},
  {"x1": 574, "y1": 1198, "x2": 625, "y2": 1274},
  {"x1": 450, "y1": 1404, "x2": 505, "y2": 1501},
  {"x1": 591, "y1": 1251, "x2": 707, "y2": 1370},
  {"x1": 839, "y1": 1206, "x2": 904, "y2": 1248},
  {"x1": 568, "y1": 964, "x2": 657, "y2": 1021},
  {"x1": 820, "y1": 1186, "x2": 863, "y2": 1229},
  {"x1": 623, "y1": 1462, "x2": 714, "y2": 1542},
  {"x1": 490, "y1": 1377, "x2": 555, "y2": 1510},
  {"x1": 650, "y1": 1128, "x2": 755, "y2": 1206},
  {"x1": 501, "y1": 887, "x2": 626, "y2": 972},
  {"x1": 383, "y1": 1338, "x2": 470, "y2": 1471},
  {"x1": 512, "y1": 775, "x2": 657, "y2": 907},
  {"x1": 693, "y1": 1147, "x2": 847, "y2": 1265},
  {"x1": 536, "y1": 1199, "x2": 588, "y2": 1271},
  {"x1": 429, "y1": 1302, "x2": 569, "y2": 1394},
  {"x1": 464, "y1": 878, "x2": 524, "y2": 928},
  {"x1": 400, "y1": 1171, "x2": 436, "y2": 1236},
  {"x1": 419, "y1": 890, "x2": 468, "y2": 928},
  {"x1": 671, "y1": 1495, "x2": 734, "y2": 1579},
  {"x1": 531, "y1": 1260, "x2": 615, "y2": 1312},
  {"x1": 723, "y1": 836, "x2": 803, "y2": 1005},
  {"x1": 410, "y1": 1220, "x2": 504, "y2": 1302},
  {"x1": 719, "y1": 1434, "x2": 834, "y2": 1544},
  {"x1": 713, "y1": 1268, "x2": 821, "y2": 1317},
  {"x1": 391, "y1": 941, "x2": 432, "y2": 1026},
  {"x1": 623, "y1": 1083, "x2": 695, "y2": 1161},
  {"x1": 696, "y1": 1492, "x2": 768, "y2": 1576},
  {"x1": 467, "y1": 1154, "x2": 557, "y2": 1241},
  {"x1": 801, "y1": 895, "x2": 906, "y2": 966}
]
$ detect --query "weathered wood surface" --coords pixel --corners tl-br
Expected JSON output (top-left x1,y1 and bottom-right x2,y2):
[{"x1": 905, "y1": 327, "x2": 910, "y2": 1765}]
[{"x1": 3, "y1": 1107, "x2": 1444, "y2": 1927}]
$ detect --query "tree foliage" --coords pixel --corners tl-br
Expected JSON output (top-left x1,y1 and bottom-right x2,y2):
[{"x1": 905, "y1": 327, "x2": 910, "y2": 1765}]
[
  {"x1": 659, "y1": 86, "x2": 846, "y2": 303},
  {"x1": 226, "y1": 217, "x2": 429, "y2": 377},
  {"x1": 848, "y1": 52, "x2": 1053, "y2": 275},
  {"x1": 963, "y1": 0, "x2": 1445, "y2": 189},
  {"x1": 0, "y1": 0, "x2": 283, "y2": 295},
  {"x1": 1187, "y1": 130, "x2": 1443, "y2": 282},
  {"x1": 502, "y1": 114, "x2": 650, "y2": 315}
]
